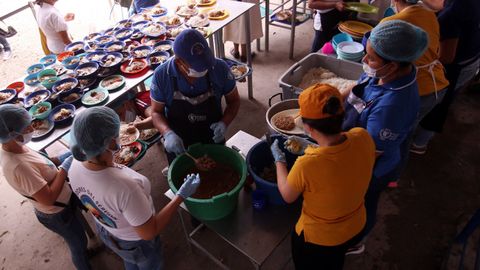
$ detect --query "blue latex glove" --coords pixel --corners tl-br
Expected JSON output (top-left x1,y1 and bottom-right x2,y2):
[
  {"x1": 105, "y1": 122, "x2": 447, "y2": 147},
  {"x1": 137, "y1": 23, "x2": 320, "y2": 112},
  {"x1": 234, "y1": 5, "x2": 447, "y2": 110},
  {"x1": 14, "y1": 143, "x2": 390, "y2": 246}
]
[
  {"x1": 56, "y1": 151, "x2": 72, "y2": 163},
  {"x1": 284, "y1": 136, "x2": 317, "y2": 155},
  {"x1": 59, "y1": 156, "x2": 73, "y2": 172},
  {"x1": 163, "y1": 130, "x2": 185, "y2": 155},
  {"x1": 177, "y1": 173, "x2": 201, "y2": 199},
  {"x1": 210, "y1": 121, "x2": 226, "y2": 143},
  {"x1": 270, "y1": 139, "x2": 286, "y2": 163}
]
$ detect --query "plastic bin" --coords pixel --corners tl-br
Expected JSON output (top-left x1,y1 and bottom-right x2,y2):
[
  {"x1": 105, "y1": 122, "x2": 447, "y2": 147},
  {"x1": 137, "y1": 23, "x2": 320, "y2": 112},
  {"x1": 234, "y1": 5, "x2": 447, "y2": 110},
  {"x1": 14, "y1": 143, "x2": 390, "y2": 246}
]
[
  {"x1": 168, "y1": 144, "x2": 247, "y2": 221},
  {"x1": 278, "y1": 53, "x2": 363, "y2": 99},
  {"x1": 246, "y1": 135, "x2": 300, "y2": 205}
]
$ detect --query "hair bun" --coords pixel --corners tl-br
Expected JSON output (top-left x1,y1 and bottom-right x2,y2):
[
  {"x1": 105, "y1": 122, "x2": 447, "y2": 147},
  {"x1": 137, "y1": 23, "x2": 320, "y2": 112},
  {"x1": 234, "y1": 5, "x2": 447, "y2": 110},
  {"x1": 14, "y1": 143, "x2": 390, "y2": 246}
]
[{"x1": 322, "y1": 96, "x2": 341, "y2": 115}]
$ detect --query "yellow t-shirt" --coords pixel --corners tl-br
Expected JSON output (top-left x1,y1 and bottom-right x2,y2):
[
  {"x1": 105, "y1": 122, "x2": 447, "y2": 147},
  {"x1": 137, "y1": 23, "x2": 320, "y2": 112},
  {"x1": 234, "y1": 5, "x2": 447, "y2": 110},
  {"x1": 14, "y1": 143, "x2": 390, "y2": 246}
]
[
  {"x1": 381, "y1": 5, "x2": 449, "y2": 96},
  {"x1": 287, "y1": 128, "x2": 376, "y2": 246}
]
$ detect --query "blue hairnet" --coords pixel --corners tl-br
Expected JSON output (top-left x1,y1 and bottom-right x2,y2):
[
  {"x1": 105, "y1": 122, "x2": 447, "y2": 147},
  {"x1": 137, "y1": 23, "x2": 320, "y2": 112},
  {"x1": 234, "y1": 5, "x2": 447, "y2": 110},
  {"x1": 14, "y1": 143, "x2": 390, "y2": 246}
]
[
  {"x1": 0, "y1": 104, "x2": 32, "y2": 143},
  {"x1": 370, "y1": 20, "x2": 428, "y2": 63},
  {"x1": 70, "y1": 107, "x2": 120, "y2": 161}
]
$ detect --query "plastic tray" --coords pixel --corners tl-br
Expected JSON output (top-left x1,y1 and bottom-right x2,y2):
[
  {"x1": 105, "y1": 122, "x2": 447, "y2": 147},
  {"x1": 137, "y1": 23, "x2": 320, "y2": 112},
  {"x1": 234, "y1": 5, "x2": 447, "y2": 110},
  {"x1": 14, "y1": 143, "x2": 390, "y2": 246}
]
[{"x1": 278, "y1": 53, "x2": 363, "y2": 99}]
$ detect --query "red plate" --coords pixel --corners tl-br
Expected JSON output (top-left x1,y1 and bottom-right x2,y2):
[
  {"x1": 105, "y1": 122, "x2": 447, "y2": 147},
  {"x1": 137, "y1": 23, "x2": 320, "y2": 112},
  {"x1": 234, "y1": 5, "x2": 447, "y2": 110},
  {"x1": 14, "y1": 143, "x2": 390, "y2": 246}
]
[
  {"x1": 114, "y1": 141, "x2": 143, "y2": 166},
  {"x1": 121, "y1": 59, "x2": 149, "y2": 78}
]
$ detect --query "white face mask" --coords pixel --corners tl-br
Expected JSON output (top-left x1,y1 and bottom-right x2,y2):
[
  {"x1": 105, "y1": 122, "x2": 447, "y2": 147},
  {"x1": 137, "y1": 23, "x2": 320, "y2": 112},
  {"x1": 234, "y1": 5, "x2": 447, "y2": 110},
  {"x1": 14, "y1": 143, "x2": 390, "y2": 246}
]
[
  {"x1": 362, "y1": 61, "x2": 390, "y2": 79},
  {"x1": 107, "y1": 137, "x2": 121, "y2": 155},
  {"x1": 15, "y1": 132, "x2": 33, "y2": 145},
  {"x1": 187, "y1": 68, "x2": 208, "y2": 78}
]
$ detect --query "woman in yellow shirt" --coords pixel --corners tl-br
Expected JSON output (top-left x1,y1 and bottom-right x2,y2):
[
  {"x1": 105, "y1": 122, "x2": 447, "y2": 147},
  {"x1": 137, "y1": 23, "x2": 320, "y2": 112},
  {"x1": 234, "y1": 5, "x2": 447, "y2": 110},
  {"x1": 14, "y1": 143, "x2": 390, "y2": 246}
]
[
  {"x1": 382, "y1": 0, "x2": 449, "y2": 159},
  {"x1": 270, "y1": 84, "x2": 376, "y2": 269}
]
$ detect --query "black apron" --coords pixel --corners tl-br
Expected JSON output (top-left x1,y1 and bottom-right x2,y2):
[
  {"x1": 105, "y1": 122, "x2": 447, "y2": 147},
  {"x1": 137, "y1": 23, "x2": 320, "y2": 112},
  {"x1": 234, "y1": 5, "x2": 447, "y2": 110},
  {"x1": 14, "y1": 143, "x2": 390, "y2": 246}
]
[{"x1": 166, "y1": 74, "x2": 222, "y2": 148}]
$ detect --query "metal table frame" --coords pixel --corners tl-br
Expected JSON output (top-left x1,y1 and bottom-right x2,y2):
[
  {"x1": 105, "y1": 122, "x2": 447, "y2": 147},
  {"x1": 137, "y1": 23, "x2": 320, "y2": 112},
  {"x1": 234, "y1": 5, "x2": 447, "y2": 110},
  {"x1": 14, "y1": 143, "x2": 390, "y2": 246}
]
[{"x1": 165, "y1": 189, "x2": 301, "y2": 270}]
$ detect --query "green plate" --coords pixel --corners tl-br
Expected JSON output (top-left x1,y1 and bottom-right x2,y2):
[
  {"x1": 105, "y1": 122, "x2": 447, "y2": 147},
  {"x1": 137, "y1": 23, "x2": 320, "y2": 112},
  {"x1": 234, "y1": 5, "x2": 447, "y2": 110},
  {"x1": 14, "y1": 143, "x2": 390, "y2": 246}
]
[
  {"x1": 81, "y1": 88, "x2": 109, "y2": 106},
  {"x1": 345, "y1": 2, "x2": 379, "y2": 14}
]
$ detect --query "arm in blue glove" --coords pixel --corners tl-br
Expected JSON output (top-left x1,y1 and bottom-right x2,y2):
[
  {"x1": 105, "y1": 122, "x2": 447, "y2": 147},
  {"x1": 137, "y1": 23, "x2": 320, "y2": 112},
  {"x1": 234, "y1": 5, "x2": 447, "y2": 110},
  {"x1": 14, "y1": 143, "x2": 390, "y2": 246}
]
[
  {"x1": 163, "y1": 130, "x2": 185, "y2": 155},
  {"x1": 177, "y1": 173, "x2": 201, "y2": 199},
  {"x1": 210, "y1": 121, "x2": 226, "y2": 143},
  {"x1": 284, "y1": 136, "x2": 317, "y2": 155},
  {"x1": 270, "y1": 139, "x2": 286, "y2": 163},
  {"x1": 59, "y1": 156, "x2": 73, "y2": 172}
]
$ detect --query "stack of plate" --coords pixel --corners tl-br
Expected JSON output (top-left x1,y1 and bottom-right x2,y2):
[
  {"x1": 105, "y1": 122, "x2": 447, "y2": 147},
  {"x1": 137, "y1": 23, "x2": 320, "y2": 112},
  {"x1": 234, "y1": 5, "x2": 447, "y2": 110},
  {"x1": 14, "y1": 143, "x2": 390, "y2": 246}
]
[
  {"x1": 332, "y1": 33, "x2": 353, "y2": 51},
  {"x1": 336, "y1": 41, "x2": 364, "y2": 62},
  {"x1": 338, "y1": 21, "x2": 373, "y2": 41}
]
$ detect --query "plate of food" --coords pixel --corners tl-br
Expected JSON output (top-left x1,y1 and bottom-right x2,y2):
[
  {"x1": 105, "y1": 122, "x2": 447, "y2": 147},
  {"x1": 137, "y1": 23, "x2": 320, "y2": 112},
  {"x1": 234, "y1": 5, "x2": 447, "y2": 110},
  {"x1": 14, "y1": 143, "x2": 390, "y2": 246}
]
[
  {"x1": 153, "y1": 40, "x2": 173, "y2": 53},
  {"x1": 81, "y1": 88, "x2": 109, "y2": 106},
  {"x1": 130, "y1": 12, "x2": 153, "y2": 23},
  {"x1": 114, "y1": 141, "x2": 143, "y2": 166},
  {"x1": 99, "y1": 52, "x2": 124, "y2": 69},
  {"x1": 139, "y1": 127, "x2": 159, "y2": 142},
  {"x1": 83, "y1": 32, "x2": 102, "y2": 43},
  {"x1": 0, "y1": 89, "x2": 17, "y2": 105},
  {"x1": 119, "y1": 124, "x2": 140, "y2": 145},
  {"x1": 99, "y1": 75, "x2": 126, "y2": 92},
  {"x1": 65, "y1": 41, "x2": 85, "y2": 55},
  {"x1": 40, "y1": 54, "x2": 57, "y2": 66},
  {"x1": 49, "y1": 104, "x2": 75, "y2": 126},
  {"x1": 140, "y1": 22, "x2": 166, "y2": 38},
  {"x1": 185, "y1": 14, "x2": 209, "y2": 28},
  {"x1": 58, "y1": 88, "x2": 83, "y2": 104},
  {"x1": 115, "y1": 19, "x2": 133, "y2": 29},
  {"x1": 75, "y1": 62, "x2": 100, "y2": 79},
  {"x1": 25, "y1": 89, "x2": 51, "y2": 108},
  {"x1": 28, "y1": 101, "x2": 52, "y2": 120},
  {"x1": 121, "y1": 58, "x2": 149, "y2": 76},
  {"x1": 130, "y1": 29, "x2": 145, "y2": 41},
  {"x1": 270, "y1": 109, "x2": 303, "y2": 135},
  {"x1": 146, "y1": 5, "x2": 168, "y2": 17},
  {"x1": 167, "y1": 26, "x2": 188, "y2": 39},
  {"x1": 114, "y1": 28, "x2": 134, "y2": 41},
  {"x1": 86, "y1": 51, "x2": 108, "y2": 63},
  {"x1": 78, "y1": 78, "x2": 97, "y2": 90},
  {"x1": 131, "y1": 45, "x2": 152, "y2": 59},
  {"x1": 196, "y1": 27, "x2": 211, "y2": 38},
  {"x1": 52, "y1": 64, "x2": 68, "y2": 76},
  {"x1": 158, "y1": 15, "x2": 183, "y2": 28},
  {"x1": 148, "y1": 51, "x2": 170, "y2": 70},
  {"x1": 197, "y1": 0, "x2": 216, "y2": 7},
  {"x1": 230, "y1": 65, "x2": 250, "y2": 80},
  {"x1": 27, "y1": 63, "x2": 45, "y2": 76},
  {"x1": 208, "y1": 9, "x2": 229, "y2": 20},
  {"x1": 105, "y1": 41, "x2": 126, "y2": 53},
  {"x1": 95, "y1": 35, "x2": 115, "y2": 47},
  {"x1": 52, "y1": 78, "x2": 78, "y2": 94},
  {"x1": 32, "y1": 118, "x2": 54, "y2": 140},
  {"x1": 176, "y1": 4, "x2": 198, "y2": 17}
]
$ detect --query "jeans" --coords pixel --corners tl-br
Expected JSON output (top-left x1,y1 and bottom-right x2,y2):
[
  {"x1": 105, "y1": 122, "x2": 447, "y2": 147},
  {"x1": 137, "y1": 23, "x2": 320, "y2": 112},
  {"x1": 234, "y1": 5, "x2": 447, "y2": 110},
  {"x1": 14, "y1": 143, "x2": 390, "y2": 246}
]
[
  {"x1": 35, "y1": 207, "x2": 91, "y2": 270},
  {"x1": 363, "y1": 170, "x2": 398, "y2": 237},
  {"x1": 0, "y1": 35, "x2": 11, "y2": 51},
  {"x1": 291, "y1": 229, "x2": 364, "y2": 270},
  {"x1": 96, "y1": 223, "x2": 164, "y2": 270}
]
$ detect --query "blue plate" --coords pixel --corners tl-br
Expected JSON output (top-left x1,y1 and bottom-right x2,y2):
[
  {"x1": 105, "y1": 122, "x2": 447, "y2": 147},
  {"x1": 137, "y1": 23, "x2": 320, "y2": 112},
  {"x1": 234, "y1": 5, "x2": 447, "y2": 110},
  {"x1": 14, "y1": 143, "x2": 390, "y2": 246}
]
[
  {"x1": 99, "y1": 52, "x2": 124, "y2": 69},
  {"x1": 49, "y1": 103, "x2": 75, "y2": 126},
  {"x1": 148, "y1": 51, "x2": 170, "y2": 70},
  {"x1": 104, "y1": 40, "x2": 126, "y2": 53},
  {"x1": 75, "y1": 62, "x2": 100, "y2": 80},
  {"x1": 83, "y1": 32, "x2": 102, "y2": 43},
  {"x1": 114, "y1": 27, "x2": 134, "y2": 41},
  {"x1": 86, "y1": 51, "x2": 108, "y2": 63},
  {"x1": 65, "y1": 41, "x2": 86, "y2": 55},
  {"x1": 24, "y1": 73, "x2": 41, "y2": 86},
  {"x1": 133, "y1": 20, "x2": 149, "y2": 30},
  {"x1": 62, "y1": 55, "x2": 81, "y2": 70},
  {"x1": 52, "y1": 77, "x2": 79, "y2": 94},
  {"x1": 39, "y1": 54, "x2": 57, "y2": 66},
  {"x1": 152, "y1": 40, "x2": 173, "y2": 53},
  {"x1": 131, "y1": 45, "x2": 152, "y2": 59},
  {"x1": 0, "y1": 89, "x2": 17, "y2": 105},
  {"x1": 25, "y1": 89, "x2": 51, "y2": 108},
  {"x1": 26, "y1": 63, "x2": 45, "y2": 76},
  {"x1": 95, "y1": 35, "x2": 115, "y2": 47}
]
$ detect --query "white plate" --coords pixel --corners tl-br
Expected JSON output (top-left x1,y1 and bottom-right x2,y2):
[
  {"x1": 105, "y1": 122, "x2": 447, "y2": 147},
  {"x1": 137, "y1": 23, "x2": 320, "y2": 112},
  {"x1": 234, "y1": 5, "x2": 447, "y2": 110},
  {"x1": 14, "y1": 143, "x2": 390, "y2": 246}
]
[
  {"x1": 337, "y1": 41, "x2": 364, "y2": 54},
  {"x1": 119, "y1": 124, "x2": 140, "y2": 145},
  {"x1": 270, "y1": 109, "x2": 304, "y2": 135}
]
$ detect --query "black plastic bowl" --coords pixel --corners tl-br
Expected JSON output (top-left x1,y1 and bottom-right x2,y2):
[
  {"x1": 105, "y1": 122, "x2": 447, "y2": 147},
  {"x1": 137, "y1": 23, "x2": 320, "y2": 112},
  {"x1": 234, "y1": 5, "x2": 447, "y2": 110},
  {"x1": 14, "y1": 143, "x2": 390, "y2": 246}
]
[{"x1": 74, "y1": 62, "x2": 100, "y2": 80}]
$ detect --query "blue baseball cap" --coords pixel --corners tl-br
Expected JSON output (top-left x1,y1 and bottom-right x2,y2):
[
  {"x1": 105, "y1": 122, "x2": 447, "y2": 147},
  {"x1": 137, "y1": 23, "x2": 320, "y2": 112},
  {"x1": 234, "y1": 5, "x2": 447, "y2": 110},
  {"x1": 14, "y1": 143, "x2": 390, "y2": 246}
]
[{"x1": 173, "y1": 29, "x2": 214, "y2": 72}]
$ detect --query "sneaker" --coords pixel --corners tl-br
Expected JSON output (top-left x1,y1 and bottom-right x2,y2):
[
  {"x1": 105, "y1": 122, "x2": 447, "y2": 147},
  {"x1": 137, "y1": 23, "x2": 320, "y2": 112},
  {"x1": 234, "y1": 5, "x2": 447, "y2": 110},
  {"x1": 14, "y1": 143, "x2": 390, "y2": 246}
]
[
  {"x1": 410, "y1": 143, "x2": 427, "y2": 155},
  {"x1": 346, "y1": 244, "x2": 365, "y2": 255},
  {"x1": 3, "y1": 50, "x2": 11, "y2": 60},
  {"x1": 161, "y1": 166, "x2": 169, "y2": 177}
]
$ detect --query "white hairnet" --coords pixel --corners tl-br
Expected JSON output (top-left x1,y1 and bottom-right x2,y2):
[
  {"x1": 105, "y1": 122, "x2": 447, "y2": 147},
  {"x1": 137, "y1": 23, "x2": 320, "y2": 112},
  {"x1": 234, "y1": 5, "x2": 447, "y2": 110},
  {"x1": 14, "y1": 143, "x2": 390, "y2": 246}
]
[
  {"x1": 370, "y1": 20, "x2": 428, "y2": 63},
  {"x1": 0, "y1": 104, "x2": 32, "y2": 143},
  {"x1": 70, "y1": 107, "x2": 120, "y2": 161}
]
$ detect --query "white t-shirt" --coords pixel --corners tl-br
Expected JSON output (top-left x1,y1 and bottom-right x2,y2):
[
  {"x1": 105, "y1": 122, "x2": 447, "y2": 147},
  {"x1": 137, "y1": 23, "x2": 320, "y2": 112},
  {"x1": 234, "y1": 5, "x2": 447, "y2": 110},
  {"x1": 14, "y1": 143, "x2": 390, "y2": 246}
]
[
  {"x1": 0, "y1": 148, "x2": 72, "y2": 214},
  {"x1": 36, "y1": 3, "x2": 68, "y2": 54},
  {"x1": 69, "y1": 160, "x2": 155, "y2": 241}
]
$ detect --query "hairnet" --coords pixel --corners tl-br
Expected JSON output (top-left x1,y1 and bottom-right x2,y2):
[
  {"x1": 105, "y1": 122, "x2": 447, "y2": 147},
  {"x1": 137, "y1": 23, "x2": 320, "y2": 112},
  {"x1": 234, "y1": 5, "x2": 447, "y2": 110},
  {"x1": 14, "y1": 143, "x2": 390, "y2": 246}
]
[
  {"x1": 0, "y1": 104, "x2": 32, "y2": 143},
  {"x1": 70, "y1": 107, "x2": 120, "y2": 161},
  {"x1": 369, "y1": 20, "x2": 428, "y2": 63}
]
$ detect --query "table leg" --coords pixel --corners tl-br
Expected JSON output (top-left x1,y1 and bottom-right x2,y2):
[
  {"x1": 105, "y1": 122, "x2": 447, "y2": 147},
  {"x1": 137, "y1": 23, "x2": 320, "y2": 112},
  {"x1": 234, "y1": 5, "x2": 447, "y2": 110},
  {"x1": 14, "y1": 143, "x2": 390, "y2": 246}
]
[
  {"x1": 208, "y1": 35, "x2": 215, "y2": 56},
  {"x1": 244, "y1": 10, "x2": 253, "y2": 99},
  {"x1": 137, "y1": 81, "x2": 147, "y2": 92},
  {"x1": 214, "y1": 31, "x2": 225, "y2": 58},
  {"x1": 265, "y1": 0, "x2": 270, "y2": 52},
  {"x1": 177, "y1": 209, "x2": 192, "y2": 250},
  {"x1": 289, "y1": 0, "x2": 297, "y2": 60}
]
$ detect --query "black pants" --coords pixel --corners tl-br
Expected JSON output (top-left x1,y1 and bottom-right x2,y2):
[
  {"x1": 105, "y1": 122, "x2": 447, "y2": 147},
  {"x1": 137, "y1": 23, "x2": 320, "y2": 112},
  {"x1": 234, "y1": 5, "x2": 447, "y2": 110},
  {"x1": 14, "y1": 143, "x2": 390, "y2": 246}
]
[{"x1": 291, "y1": 229, "x2": 364, "y2": 270}]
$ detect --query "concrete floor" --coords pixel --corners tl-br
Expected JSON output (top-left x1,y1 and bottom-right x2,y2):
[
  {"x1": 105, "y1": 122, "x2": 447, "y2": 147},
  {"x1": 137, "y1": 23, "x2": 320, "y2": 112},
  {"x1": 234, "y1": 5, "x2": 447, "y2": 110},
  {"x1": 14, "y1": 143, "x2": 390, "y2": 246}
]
[{"x1": 1, "y1": 2, "x2": 480, "y2": 270}]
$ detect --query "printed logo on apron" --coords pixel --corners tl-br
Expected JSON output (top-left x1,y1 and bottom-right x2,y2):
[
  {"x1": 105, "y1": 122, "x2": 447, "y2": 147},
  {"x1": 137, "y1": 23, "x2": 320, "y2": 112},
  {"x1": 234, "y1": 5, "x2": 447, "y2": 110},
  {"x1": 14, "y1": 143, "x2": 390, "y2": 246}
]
[{"x1": 188, "y1": 113, "x2": 207, "y2": 123}]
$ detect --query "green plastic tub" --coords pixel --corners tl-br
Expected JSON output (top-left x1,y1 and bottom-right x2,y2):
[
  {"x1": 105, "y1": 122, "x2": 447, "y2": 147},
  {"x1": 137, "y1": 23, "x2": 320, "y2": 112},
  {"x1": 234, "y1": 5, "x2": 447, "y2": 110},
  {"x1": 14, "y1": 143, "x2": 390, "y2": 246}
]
[{"x1": 168, "y1": 144, "x2": 247, "y2": 221}]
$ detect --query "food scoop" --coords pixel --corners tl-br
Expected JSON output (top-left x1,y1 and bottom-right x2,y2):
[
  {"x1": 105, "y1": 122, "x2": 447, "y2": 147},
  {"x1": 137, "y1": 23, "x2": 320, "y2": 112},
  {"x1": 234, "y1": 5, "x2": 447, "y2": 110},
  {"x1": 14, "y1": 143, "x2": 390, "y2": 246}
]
[{"x1": 185, "y1": 152, "x2": 216, "y2": 171}]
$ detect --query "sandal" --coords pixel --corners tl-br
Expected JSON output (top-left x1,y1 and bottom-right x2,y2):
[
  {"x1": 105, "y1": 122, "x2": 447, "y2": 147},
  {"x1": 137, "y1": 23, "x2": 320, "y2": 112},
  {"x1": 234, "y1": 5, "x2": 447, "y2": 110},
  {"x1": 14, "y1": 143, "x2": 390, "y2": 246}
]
[{"x1": 230, "y1": 48, "x2": 240, "y2": 59}]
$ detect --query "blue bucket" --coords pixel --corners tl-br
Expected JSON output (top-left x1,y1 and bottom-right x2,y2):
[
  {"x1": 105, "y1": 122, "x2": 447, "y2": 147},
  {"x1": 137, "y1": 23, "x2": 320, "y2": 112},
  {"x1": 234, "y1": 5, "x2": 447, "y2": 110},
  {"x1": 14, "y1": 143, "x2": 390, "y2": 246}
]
[{"x1": 246, "y1": 135, "x2": 300, "y2": 205}]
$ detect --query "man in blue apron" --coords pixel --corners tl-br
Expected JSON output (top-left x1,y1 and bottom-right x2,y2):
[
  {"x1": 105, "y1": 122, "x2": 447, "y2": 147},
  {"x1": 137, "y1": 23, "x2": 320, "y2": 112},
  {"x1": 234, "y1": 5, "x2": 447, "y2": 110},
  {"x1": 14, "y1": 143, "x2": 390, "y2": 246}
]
[{"x1": 149, "y1": 29, "x2": 240, "y2": 163}]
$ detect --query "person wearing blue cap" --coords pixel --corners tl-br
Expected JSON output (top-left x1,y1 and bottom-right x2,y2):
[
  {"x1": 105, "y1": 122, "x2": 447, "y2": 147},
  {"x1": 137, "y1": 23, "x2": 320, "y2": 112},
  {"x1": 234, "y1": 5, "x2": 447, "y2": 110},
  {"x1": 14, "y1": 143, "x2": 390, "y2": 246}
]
[
  {"x1": 0, "y1": 104, "x2": 92, "y2": 270},
  {"x1": 68, "y1": 107, "x2": 200, "y2": 270},
  {"x1": 342, "y1": 20, "x2": 428, "y2": 244},
  {"x1": 150, "y1": 29, "x2": 240, "y2": 163}
]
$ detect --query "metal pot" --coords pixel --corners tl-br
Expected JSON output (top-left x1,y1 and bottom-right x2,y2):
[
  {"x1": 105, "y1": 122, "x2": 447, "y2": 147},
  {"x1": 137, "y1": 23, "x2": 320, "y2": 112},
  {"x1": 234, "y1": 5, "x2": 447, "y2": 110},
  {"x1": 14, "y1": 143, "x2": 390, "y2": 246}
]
[{"x1": 265, "y1": 96, "x2": 299, "y2": 136}]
